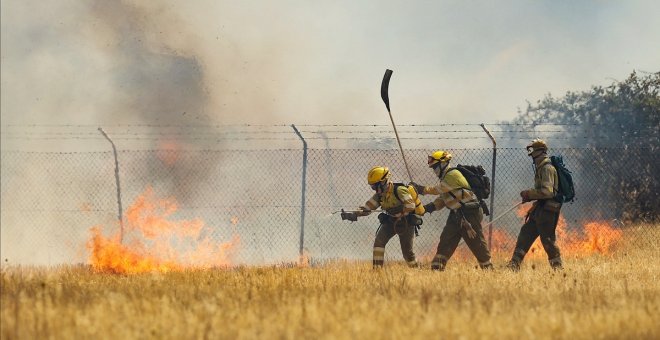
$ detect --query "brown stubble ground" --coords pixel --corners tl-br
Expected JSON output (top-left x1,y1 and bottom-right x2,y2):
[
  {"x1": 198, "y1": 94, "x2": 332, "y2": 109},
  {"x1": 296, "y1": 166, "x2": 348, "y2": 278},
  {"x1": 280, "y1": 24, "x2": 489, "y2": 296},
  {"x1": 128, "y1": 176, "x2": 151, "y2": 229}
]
[{"x1": 1, "y1": 225, "x2": 659, "y2": 340}]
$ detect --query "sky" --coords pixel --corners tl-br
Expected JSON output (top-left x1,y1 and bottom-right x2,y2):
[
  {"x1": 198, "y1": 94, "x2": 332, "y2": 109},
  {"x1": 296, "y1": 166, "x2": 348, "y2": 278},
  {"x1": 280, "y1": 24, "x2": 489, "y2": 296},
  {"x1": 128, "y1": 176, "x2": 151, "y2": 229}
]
[{"x1": 1, "y1": 0, "x2": 659, "y2": 128}]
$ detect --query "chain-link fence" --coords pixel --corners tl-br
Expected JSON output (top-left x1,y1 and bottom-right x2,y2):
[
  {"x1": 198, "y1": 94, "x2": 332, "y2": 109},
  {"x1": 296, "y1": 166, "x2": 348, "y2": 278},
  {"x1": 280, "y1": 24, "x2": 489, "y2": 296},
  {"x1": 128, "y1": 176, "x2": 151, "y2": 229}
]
[
  {"x1": 1, "y1": 141, "x2": 658, "y2": 265},
  {"x1": 0, "y1": 124, "x2": 660, "y2": 264}
]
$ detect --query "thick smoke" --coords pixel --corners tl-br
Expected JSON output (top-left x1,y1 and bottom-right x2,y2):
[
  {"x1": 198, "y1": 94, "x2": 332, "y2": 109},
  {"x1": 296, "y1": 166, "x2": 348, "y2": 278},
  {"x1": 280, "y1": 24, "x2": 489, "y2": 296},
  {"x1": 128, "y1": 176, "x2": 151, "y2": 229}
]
[
  {"x1": 1, "y1": 1, "x2": 233, "y2": 265},
  {"x1": 87, "y1": 1, "x2": 210, "y2": 126},
  {"x1": 1, "y1": 1, "x2": 189, "y2": 127},
  {"x1": 2, "y1": 1, "x2": 227, "y2": 202},
  {"x1": 2, "y1": 1, "x2": 659, "y2": 265},
  {"x1": 85, "y1": 1, "x2": 215, "y2": 200}
]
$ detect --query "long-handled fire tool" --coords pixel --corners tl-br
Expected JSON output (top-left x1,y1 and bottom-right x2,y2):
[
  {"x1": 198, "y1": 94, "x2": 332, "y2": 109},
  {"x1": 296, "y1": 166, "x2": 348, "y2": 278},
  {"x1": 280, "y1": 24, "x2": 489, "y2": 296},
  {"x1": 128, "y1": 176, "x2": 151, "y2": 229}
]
[
  {"x1": 482, "y1": 202, "x2": 524, "y2": 227},
  {"x1": 381, "y1": 69, "x2": 414, "y2": 183},
  {"x1": 332, "y1": 209, "x2": 385, "y2": 215}
]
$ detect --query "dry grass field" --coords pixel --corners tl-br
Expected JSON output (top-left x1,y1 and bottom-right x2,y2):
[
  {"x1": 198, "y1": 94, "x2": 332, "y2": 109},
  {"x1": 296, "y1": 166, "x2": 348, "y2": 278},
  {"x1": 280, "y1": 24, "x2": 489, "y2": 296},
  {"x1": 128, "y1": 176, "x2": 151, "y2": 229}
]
[{"x1": 2, "y1": 226, "x2": 659, "y2": 340}]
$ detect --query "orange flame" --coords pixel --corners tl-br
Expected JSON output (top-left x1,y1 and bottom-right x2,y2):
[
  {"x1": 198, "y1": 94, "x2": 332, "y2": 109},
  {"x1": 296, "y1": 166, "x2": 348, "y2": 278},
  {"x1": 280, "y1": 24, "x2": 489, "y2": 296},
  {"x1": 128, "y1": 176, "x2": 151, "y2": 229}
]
[
  {"x1": 559, "y1": 221, "x2": 624, "y2": 255},
  {"x1": 487, "y1": 202, "x2": 624, "y2": 258},
  {"x1": 439, "y1": 202, "x2": 626, "y2": 261},
  {"x1": 87, "y1": 187, "x2": 240, "y2": 274}
]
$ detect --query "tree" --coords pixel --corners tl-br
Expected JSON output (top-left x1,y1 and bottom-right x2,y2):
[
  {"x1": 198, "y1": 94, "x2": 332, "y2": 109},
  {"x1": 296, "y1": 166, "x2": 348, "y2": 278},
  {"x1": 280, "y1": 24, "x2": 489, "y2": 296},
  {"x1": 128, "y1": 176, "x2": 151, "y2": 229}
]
[{"x1": 511, "y1": 71, "x2": 659, "y2": 222}]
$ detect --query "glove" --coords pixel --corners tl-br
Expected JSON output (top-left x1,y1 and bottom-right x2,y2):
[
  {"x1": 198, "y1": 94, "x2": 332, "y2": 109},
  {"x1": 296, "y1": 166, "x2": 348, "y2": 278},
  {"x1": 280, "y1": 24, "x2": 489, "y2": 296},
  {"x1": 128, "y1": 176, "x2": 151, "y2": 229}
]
[
  {"x1": 407, "y1": 214, "x2": 423, "y2": 226},
  {"x1": 386, "y1": 205, "x2": 404, "y2": 217},
  {"x1": 423, "y1": 202, "x2": 436, "y2": 214},
  {"x1": 340, "y1": 210, "x2": 358, "y2": 222},
  {"x1": 461, "y1": 218, "x2": 477, "y2": 239},
  {"x1": 520, "y1": 190, "x2": 531, "y2": 203},
  {"x1": 358, "y1": 206, "x2": 372, "y2": 216},
  {"x1": 409, "y1": 182, "x2": 425, "y2": 195},
  {"x1": 479, "y1": 200, "x2": 490, "y2": 216}
]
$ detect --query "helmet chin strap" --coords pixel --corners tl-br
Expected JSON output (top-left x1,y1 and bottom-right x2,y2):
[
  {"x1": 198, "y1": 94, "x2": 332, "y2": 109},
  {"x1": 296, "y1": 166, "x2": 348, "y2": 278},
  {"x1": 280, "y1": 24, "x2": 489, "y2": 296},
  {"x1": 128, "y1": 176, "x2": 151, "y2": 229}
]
[
  {"x1": 375, "y1": 180, "x2": 390, "y2": 194},
  {"x1": 433, "y1": 162, "x2": 448, "y2": 178},
  {"x1": 531, "y1": 151, "x2": 546, "y2": 163}
]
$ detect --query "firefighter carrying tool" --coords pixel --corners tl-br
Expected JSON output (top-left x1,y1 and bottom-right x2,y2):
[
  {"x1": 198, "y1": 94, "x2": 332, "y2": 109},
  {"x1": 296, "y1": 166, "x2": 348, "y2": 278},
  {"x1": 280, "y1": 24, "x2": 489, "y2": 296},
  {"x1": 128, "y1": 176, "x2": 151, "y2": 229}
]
[
  {"x1": 341, "y1": 166, "x2": 424, "y2": 268},
  {"x1": 506, "y1": 139, "x2": 563, "y2": 271},
  {"x1": 410, "y1": 150, "x2": 493, "y2": 271}
]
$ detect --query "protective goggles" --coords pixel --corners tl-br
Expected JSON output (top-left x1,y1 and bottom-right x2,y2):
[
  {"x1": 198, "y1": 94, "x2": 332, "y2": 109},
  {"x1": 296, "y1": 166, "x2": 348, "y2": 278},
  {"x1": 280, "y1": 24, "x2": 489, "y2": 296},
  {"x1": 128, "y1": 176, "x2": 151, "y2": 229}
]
[
  {"x1": 527, "y1": 147, "x2": 546, "y2": 156},
  {"x1": 429, "y1": 159, "x2": 443, "y2": 169},
  {"x1": 370, "y1": 181, "x2": 385, "y2": 190}
]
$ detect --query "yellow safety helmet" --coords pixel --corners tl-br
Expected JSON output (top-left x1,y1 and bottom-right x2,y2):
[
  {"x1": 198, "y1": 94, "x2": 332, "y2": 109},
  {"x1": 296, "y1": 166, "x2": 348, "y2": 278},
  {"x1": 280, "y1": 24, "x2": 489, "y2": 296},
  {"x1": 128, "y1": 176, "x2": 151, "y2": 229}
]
[
  {"x1": 526, "y1": 139, "x2": 548, "y2": 156},
  {"x1": 428, "y1": 150, "x2": 452, "y2": 168},
  {"x1": 367, "y1": 166, "x2": 391, "y2": 185}
]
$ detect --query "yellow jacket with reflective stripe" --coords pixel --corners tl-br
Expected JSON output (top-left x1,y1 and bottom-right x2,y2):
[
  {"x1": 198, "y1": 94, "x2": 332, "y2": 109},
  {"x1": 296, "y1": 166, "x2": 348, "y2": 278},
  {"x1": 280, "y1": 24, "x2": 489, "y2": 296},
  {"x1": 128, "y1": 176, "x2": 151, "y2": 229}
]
[
  {"x1": 365, "y1": 183, "x2": 425, "y2": 215},
  {"x1": 424, "y1": 168, "x2": 477, "y2": 211}
]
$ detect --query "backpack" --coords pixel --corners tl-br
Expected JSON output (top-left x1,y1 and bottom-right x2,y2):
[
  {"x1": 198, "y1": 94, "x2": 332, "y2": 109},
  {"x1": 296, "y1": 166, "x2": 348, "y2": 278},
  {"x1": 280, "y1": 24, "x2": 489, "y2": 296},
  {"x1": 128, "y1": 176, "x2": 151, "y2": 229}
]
[
  {"x1": 451, "y1": 165, "x2": 492, "y2": 216},
  {"x1": 392, "y1": 183, "x2": 421, "y2": 205},
  {"x1": 390, "y1": 183, "x2": 424, "y2": 234},
  {"x1": 453, "y1": 165, "x2": 491, "y2": 200},
  {"x1": 550, "y1": 155, "x2": 575, "y2": 203}
]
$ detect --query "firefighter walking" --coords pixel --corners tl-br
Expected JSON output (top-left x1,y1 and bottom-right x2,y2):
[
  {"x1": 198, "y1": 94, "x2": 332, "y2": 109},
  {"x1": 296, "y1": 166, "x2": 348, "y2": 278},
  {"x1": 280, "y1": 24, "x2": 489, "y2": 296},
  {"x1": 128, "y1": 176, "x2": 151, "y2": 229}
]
[
  {"x1": 340, "y1": 166, "x2": 425, "y2": 268},
  {"x1": 410, "y1": 151, "x2": 493, "y2": 271},
  {"x1": 507, "y1": 139, "x2": 563, "y2": 271}
]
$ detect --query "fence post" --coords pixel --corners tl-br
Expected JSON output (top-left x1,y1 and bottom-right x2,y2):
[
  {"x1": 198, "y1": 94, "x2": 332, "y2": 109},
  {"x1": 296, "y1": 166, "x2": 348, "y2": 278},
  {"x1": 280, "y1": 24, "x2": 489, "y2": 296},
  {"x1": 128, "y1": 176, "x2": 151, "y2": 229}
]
[
  {"x1": 480, "y1": 124, "x2": 497, "y2": 249},
  {"x1": 98, "y1": 128, "x2": 124, "y2": 244},
  {"x1": 291, "y1": 124, "x2": 308, "y2": 259}
]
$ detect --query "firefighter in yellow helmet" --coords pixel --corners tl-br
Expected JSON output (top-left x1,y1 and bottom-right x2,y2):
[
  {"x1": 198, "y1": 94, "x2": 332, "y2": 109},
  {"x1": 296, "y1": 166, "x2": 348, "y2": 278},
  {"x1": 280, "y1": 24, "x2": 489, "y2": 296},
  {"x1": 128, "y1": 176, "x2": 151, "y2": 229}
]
[
  {"x1": 409, "y1": 150, "x2": 493, "y2": 271},
  {"x1": 340, "y1": 166, "x2": 425, "y2": 268},
  {"x1": 507, "y1": 139, "x2": 563, "y2": 271}
]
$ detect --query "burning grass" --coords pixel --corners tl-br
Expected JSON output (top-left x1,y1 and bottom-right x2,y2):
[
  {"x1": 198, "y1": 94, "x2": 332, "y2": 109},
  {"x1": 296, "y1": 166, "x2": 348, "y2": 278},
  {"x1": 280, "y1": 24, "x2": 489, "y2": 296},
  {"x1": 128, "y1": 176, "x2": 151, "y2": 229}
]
[
  {"x1": 2, "y1": 227, "x2": 659, "y2": 339},
  {"x1": 441, "y1": 203, "x2": 628, "y2": 263},
  {"x1": 86, "y1": 187, "x2": 240, "y2": 274}
]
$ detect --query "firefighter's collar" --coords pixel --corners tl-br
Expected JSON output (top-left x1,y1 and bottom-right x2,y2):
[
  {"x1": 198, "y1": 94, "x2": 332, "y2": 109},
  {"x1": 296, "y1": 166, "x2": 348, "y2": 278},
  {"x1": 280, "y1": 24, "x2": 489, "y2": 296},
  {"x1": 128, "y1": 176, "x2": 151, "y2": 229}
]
[
  {"x1": 536, "y1": 157, "x2": 551, "y2": 170},
  {"x1": 440, "y1": 167, "x2": 458, "y2": 181},
  {"x1": 378, "y1": 182, "x2": 394, "y2": 198},
  {"x1": 384, "y1": 182, "x2": 394, "y2": 197}
]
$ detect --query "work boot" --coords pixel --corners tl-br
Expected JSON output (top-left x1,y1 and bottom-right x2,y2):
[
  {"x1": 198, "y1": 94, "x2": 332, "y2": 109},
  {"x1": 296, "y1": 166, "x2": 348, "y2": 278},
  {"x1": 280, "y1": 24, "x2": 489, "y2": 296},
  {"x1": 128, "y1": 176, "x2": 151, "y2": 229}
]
[
  {"x1": 404, "y1": 258, "x2": 420, "y2": 268},
  {"x1": 431, "y1": 254, "x2": 448, "y2": 271},
  {"x1": 506, "y1": 260, "x2": 521, "y2": 272},
  {"x1": 479, "y1": 261, "x2": 494, "y2": 270},
  {"x1": 431, "y1": 262, "x2": 446, "y2": 271},
  {"x1": 549, "y1": 257, "x2": 563, "y2": 271}
]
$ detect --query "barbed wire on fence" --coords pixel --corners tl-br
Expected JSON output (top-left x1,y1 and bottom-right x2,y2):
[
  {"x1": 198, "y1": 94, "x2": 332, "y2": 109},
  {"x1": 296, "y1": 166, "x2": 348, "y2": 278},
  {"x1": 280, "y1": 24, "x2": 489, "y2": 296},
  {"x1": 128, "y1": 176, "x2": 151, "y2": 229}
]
[
  {"x1": 3, "y1": 122, "x2": 657, "y2": 129},
  {"x1": 2, "y1": 124, "x2": 655, "y2": 141},
  {"x1": 1, "y1": 145, "x2": 657, "y2": 266},
  {"x1": 1, "y1": 135, "x2": 653, "y2": 141}
]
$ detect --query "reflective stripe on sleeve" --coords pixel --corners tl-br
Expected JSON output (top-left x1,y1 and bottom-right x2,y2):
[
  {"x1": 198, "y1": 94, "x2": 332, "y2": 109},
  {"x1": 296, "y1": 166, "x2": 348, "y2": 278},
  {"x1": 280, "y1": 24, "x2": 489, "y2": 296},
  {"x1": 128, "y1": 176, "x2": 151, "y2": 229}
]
[{"x1": 366, "y1": 198, "x2": 379, "y2": 210}]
